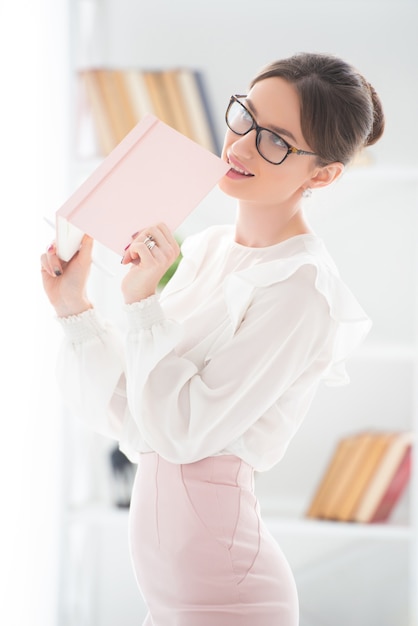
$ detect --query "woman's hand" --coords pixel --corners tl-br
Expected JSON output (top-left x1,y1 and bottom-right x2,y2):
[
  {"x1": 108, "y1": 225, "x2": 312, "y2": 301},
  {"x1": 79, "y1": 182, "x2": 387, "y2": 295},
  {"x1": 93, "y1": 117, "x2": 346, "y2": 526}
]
[
  {"x1": 40, "y1": 235, "x2": 94, "y2": 317},
  {"x1": 121, "y1": 223, "x2": 180, "y2": 304}
]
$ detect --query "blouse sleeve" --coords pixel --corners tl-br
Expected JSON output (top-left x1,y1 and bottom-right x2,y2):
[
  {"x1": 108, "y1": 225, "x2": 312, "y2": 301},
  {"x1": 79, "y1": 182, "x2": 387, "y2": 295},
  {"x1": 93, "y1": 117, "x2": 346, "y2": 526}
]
[
  {"x1": 124, "y1": 264, "x2": 337, "y2": 464},
  {"x1": 56, "y1": 309, "x2": 129, "y2": 440}
]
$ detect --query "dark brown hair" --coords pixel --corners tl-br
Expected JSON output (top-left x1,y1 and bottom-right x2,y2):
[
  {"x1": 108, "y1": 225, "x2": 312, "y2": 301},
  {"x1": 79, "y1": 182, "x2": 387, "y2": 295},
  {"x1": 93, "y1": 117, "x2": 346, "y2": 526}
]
[{"x1": 250, "y1": 52, "x2": 385, "y2": 165}]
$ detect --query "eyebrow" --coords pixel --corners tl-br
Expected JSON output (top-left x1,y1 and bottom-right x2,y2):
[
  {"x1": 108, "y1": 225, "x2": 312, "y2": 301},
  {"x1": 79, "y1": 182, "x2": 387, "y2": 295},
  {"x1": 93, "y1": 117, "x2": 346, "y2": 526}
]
[{"x1": 245, "y1": 97, "x2": 298, "y2": 144}]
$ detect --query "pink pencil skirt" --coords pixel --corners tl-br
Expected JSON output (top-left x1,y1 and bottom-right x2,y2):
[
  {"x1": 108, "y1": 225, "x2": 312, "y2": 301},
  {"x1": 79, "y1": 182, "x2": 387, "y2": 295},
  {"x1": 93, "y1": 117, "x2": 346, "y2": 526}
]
[{"x1": 129, "y1": 453, "x2": 299, "y2": 625}]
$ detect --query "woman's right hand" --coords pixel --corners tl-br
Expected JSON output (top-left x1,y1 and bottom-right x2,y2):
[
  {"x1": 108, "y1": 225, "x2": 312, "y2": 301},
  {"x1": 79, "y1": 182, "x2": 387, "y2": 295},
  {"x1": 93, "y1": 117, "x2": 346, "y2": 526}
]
[{"x1": 40, "y1": 235, "x2": 94, "y2": 317}]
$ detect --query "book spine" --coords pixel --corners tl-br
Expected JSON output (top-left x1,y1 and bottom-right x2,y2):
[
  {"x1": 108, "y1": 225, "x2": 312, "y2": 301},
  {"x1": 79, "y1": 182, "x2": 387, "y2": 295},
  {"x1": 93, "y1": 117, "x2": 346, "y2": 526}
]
[
  {"x1": 353, "y1": 433, "x2": 413, "y2": 523},
  {"x1": 176, "y1": 68, "x2": 217, "y2": 153},
  {"x1": 306, "y1": 438, "x2": 352, "y2": 519},
  {"x1": 123, "y1": 69, "x2": 155, "y2": 120},
  {"x1": 320, "y1": 434, "x2": 372, "y2": 520},
  {"x1": 81, "y1": 70, "x2": 116, "y2": 156},
  {"x1": 338, "y1": 433, "x2": 394, "y2": 522},
  {"x1": 112, "y1": 70, "x2": 139, "y2": 134},
  {"x1": 161, "y1": 69, "x2": 195, "y2": 139},
  {"x1": 95, "y1": 69, "x2": 133, "y2": 147},
  {"x1": 143, "y1": 71, "x2": 173, "y2": 126},
  {"x1": 80, "y1": 67, "x2": 220, "y2": 157},
  {"x1": 194, "y1": 70, "x2": 222, "y2": 155},
  {"x1": 369, "y1": 446, "x2": 412, "y2": 523}
]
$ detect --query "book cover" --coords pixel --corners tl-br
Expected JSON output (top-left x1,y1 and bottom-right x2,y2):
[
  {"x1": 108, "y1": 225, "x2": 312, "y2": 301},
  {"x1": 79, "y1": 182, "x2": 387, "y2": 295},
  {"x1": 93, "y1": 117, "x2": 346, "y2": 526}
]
[
  {"x1": 55, "y1": 114, "x2": 230, "y2": 262},
  {"x1": 353, "y1": 432, "x2": 414, "y2": 523}
]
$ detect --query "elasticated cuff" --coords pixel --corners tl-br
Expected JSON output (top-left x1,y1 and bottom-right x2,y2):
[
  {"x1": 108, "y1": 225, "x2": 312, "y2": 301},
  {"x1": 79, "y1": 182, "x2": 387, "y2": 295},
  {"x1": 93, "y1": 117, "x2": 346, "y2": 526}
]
[
  {"x1": 57, "y1": 308, "x2": 107, "y2": 344},
  {"x1": 123, "y1": 295, "x2": 166, "y2": 331}
]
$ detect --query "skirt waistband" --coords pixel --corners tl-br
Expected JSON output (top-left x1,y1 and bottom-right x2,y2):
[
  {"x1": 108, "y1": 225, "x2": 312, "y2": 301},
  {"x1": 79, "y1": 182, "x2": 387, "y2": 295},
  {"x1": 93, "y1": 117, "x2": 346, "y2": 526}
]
[{"x1": 139, "y1": 453, "x2": 254, "y2": 491}]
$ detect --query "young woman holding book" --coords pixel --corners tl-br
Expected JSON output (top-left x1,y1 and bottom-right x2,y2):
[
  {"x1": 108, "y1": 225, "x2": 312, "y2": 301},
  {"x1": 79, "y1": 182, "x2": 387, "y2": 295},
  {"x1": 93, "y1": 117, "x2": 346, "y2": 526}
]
[{"x1": 41, "y1": 52, "x2": 384, "y2": 625}]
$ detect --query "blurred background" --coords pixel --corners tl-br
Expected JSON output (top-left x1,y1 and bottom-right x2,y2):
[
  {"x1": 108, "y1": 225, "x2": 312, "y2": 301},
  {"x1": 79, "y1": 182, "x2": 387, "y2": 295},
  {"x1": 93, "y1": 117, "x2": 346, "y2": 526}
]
[{"x1": 1, "y1": 1, "x2": 417, "y2": 625}]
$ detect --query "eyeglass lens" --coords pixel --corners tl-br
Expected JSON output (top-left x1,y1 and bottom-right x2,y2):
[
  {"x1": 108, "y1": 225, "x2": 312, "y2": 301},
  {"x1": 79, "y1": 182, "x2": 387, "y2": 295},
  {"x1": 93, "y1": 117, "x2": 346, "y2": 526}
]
[{"x1": 226, "y1": 99, "x2": 289, "y2": 164}]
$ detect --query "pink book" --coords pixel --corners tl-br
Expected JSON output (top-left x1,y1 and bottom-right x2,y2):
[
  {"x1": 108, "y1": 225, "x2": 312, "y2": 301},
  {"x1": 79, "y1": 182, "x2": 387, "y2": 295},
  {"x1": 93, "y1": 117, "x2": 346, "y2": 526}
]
[
  {"x1": 369, "y1": 445, "x2": 412, "y2": 523},
  {"x1": 56, "y1": 114, "x2": 229, "y2": 261}
]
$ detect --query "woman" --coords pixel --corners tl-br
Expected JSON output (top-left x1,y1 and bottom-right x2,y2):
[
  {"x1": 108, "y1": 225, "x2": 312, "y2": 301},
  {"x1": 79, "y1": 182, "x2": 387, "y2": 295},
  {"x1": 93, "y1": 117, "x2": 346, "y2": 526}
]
[{"x1": 41, "y1": 52, "x2": 384, "y2": 625}]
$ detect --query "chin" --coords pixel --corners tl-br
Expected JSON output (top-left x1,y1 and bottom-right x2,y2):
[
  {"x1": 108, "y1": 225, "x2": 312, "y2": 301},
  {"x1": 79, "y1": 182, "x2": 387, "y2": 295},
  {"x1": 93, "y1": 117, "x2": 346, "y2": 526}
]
[{"x1": 218, "y1": 175, "x2": 248, "y2": 200}]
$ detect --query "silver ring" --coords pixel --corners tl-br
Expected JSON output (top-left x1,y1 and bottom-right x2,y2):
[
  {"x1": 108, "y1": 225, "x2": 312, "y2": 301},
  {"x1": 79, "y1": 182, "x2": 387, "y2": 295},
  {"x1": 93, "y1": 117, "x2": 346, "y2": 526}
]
[
  {"x1": 145, "y1": 240, "x2": 156, "y2": 251},
  {"x1": 143, "y1": 235, "x2": 154, "y2": 245}
]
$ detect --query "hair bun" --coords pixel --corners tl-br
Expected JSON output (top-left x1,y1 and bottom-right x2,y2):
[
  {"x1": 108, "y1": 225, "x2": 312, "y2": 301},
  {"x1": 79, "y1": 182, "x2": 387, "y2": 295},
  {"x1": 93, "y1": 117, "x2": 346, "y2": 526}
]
[{"x1": 365, "y1": 82, "x2": 385, "y2": 147}]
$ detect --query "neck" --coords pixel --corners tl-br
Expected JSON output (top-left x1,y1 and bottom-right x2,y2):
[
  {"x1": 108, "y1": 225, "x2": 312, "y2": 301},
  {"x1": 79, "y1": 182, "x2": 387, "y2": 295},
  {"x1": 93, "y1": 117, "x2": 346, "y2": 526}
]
[{"x1": 234, "y1": 200, "x2": 312, "y2": 248}]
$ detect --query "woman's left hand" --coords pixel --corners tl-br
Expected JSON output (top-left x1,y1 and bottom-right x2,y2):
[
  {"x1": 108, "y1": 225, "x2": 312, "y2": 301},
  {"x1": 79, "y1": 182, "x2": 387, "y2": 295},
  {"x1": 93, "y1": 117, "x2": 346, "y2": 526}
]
[{"x1": 121, "y1": 223, "x2": 180, "y2": 304}]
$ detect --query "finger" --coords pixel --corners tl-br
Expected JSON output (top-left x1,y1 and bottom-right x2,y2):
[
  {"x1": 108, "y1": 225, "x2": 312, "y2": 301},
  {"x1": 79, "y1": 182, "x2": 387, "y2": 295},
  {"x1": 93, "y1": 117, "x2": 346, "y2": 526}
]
[
  {"x1": 121, "y1": 241, "x2": 150, "y2": 266},
  {"x1": 45, "y1": 242, "x2": 63, "y2": 277},
  {"x1": 145, "y1": 225, "x2": 179, "y2": 261},
  {"x1": 76, "y1": 234, "x2": 94, "y2": 263},
  {"x1": 40, "y1": 252, "x2": 56, "y2": 277}
]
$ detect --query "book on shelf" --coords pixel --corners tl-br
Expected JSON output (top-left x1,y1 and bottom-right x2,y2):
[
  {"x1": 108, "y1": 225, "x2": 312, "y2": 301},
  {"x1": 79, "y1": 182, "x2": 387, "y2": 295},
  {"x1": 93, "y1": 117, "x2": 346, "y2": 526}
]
[
  {"x1": 306, "y1": 430, "x2": 413, "y2": 524},
  {"x1": 305, "y1": 435, "x2": 359, "y2": 519},
  {"x1": 55, "y1": 113, "x2": 229, "y2": 262},
  {"x1": 79, "y1": 68, "x2": 220, "y2": 157},
  {"x1": 353, "y1": 431, "x2": 413, "y2": 523}
]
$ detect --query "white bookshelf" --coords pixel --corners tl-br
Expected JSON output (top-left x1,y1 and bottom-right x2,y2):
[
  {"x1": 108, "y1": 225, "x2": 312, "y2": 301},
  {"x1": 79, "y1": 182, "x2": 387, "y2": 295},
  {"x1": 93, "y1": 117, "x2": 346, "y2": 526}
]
[{"x1": 61, "y1": 2, "x2": 418, "y2": 625}]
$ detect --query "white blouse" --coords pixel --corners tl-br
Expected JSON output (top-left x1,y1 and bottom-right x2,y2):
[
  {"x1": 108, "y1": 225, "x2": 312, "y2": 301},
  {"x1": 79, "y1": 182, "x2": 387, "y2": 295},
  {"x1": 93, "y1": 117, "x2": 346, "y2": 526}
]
[{"x1": 57, "y1": 225, "x2": 371, "y2": 472}]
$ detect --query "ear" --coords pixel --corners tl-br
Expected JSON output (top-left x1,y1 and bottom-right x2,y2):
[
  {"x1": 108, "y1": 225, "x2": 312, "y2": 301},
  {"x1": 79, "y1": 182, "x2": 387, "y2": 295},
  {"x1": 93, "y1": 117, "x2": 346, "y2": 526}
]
[{"x1": 309, "y1": 162, "x2": 345, "y2": 190}]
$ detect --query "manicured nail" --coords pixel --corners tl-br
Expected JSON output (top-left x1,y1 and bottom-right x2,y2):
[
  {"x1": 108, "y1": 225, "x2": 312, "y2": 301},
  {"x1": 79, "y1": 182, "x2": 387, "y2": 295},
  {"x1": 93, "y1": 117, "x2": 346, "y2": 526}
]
[
  {"x1": 47, "y1": 244, "x2": 55, "y2": 253},
  {"x1": 124, "y1": 242, "x2": 131, "y2": 251},
  {"x1": 131, "y1": 231, "x2": 139, "y2": 239}
]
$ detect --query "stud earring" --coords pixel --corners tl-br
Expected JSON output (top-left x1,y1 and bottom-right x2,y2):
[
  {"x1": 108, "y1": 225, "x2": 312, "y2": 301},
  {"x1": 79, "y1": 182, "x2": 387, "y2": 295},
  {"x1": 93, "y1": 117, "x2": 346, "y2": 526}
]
[{"x1": 302, "y1": 187, "x2": 312, "y2": 199}]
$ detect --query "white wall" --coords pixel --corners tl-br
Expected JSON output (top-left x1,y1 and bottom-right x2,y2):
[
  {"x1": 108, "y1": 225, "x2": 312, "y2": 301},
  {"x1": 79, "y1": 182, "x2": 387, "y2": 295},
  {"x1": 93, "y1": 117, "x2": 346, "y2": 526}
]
[
  {"x1": 0, "y1": 2, "x2": 71, "y2": 626},
  {"x1": 64, "y1": 1, "x2": 418, "y2": 624}
]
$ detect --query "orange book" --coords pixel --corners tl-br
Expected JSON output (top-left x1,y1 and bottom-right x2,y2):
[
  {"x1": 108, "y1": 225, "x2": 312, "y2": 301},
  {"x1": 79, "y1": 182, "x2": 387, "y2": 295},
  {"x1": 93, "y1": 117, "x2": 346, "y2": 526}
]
[
  {"x1": 81, "y1": 70, "x2": 116, "y2": 155},
  {"x1": 55, "y1": 114, "x2": 229, "y2": 262},
  {"x1": 335, "y1": 432, "x2": 395, "y2": 521},
  {"x1": 306, "y1": 436, "x2": 355, "y2": 519},
  {"x1": 95, "y1": 69, "x2": 133, "y2": 147},
  {"x1": 321, "y1": 432, "x2": 375, "y2": 520},
  {"x1": 353, "y1": 432, "x2": 414, "y2": 523},
  {"x1": 161, "y1": 69, "x2": 195, "y2": 139},
  {"x1": 112, "y1": 70, "x2": 138, "y2": 133},
  {"x1": 143, "y1": 71, "x2": 175, "y2": 127}
]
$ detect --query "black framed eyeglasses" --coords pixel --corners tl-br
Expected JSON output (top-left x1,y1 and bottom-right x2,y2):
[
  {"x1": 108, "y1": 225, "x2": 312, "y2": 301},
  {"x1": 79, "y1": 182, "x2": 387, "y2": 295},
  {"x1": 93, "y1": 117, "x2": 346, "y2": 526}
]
[{"x1": 225, "y1": 95, "x2": 317, "y2": 165}]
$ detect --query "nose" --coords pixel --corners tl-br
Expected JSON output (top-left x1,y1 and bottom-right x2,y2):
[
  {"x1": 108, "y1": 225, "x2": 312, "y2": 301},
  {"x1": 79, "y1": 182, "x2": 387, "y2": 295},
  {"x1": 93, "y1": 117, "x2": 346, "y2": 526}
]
[{"x1": 229, "y1": 128, "x2": 256, "y2": 160}]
